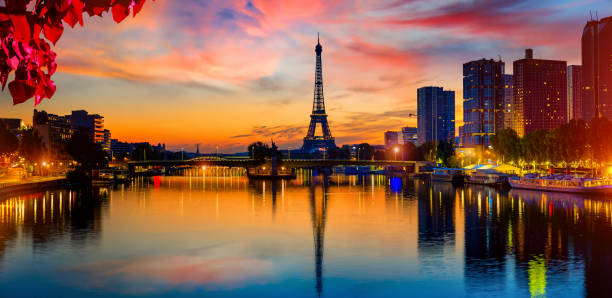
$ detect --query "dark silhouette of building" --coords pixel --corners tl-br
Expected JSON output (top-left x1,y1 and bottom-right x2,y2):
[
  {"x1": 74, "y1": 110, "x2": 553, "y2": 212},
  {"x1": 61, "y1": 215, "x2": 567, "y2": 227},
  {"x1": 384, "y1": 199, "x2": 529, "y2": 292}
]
[
  {"x1": 417, "y1": 86, "x2": 455, "y2": 144},
  {"x1": 513, "y1": 49, "x2": 567, "y2": 136},
  {"x1": 462, "y1": 59, "x2": 505, "y2": 147},
  {"x1": 302, "y1": 34, "x2": 336, "y2": 152},
  {"x1": 582, "y1": 16, "x2": 612, "y2": 121},
  {"x1": 33, "y1": 109, "x2": 73, "y2": 157},
  {"x1": 567, "y1": 65, "x2": 583, "y2": 121},
  {"x1": 384, "y1": 130, "x2": 399, "y2": 149}
]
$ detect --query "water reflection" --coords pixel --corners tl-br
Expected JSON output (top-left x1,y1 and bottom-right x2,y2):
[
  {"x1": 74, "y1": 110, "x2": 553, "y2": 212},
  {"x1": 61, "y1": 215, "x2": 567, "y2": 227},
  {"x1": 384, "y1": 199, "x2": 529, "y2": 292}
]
[{"x1": 1, "y1": 175, "x2": 612, "y2": 297}]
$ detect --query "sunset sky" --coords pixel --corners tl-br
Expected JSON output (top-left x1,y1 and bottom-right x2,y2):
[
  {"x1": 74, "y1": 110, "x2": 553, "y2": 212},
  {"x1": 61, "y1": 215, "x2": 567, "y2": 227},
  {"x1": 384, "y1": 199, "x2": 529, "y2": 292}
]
[{"x1": 1, "y1": 0, "x2": 608, "y2": 153}]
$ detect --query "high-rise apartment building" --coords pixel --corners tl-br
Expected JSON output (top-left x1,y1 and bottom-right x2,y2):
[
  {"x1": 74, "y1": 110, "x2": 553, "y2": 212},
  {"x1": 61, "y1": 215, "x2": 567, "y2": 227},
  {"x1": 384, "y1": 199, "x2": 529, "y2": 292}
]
[
  {"x1": 462, "y1": 59, "x2": 505, "y2": 147},
  {"x1": 582, "y1": 16, "x2": 612, "y2": 121},
  {"x1": 503, "y1": 74, "x2": 514, "y2": 129},
  {"x1": 567, "y1": 65, "x2": 583, "y2": 120},
  {"x1": 417, "y1": 87, "x2": 455, "y2": 144},
  {"x1": 513, "y1": 49, "x2": 567, "y2": 136}
]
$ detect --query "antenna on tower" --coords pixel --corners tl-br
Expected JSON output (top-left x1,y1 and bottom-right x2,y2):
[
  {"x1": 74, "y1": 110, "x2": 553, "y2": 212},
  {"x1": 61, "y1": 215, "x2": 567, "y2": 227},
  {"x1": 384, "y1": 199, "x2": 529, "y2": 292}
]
[
  {"x1": 590, "y1": 11, "x2": 593, "y2": 21},
  {"x1": 498, "y1": 54, "x2": 502, "y2": 62},
  {"x1": 317, "y1": 32, "x2": 320, "y2": 44}
]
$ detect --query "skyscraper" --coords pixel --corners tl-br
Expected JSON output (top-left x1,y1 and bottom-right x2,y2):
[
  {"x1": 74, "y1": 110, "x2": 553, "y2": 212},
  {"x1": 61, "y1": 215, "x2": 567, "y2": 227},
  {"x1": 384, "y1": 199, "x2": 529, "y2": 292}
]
[
  {"x1": 462, "y1": 59, "x2": 505, "y2": 147},
  {"x1": 503, "y1": 74, "x2": 514, "y2": 129},
  {"x1": 417, "y1": 86, "x2": 455, "y2": 144},
  {"x1": 567, "y1": 65, "x2": 583, "y2": 120},
  {"x1": 513, "y1": 49, "x2": 567, "y2": 136},
  {"x1": 302, "y1": 35, "x2": 336, "y2": 151},
  {"x1": 582, "y1": 16, "x2": 612, "y2": 121}
]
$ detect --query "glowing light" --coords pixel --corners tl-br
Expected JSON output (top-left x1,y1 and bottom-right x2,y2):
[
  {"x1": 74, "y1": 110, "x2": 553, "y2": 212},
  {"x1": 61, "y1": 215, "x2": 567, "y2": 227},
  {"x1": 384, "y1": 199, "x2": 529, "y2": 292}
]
[
  {"x1": 394, "y1": 147, "x2": 399, "y2": 153},
  {"x1": 202, "y1": 166, "x2": 206, "y2": 170}
]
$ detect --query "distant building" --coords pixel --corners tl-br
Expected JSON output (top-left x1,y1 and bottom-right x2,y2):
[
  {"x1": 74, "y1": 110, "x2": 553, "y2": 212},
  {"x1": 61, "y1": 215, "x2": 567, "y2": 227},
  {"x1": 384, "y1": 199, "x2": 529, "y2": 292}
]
[
  {"x1": 567, "y1": 65, "x2": 583, "y2": 121},
  {"x1": 400, "y1": 127, "x2": 418, "y2": 145},
  {"x1": 102, "y1": 129, "x2": 111, "y2": 152},
  {"x1": 417, "y1": 86, "x2": 455, "y2": 144},
  {"x1": 513, "y1": 49, "x2": 567, "y2": 136},
  {"x1": 33, "y1": 109, "x2": 73, "y2": 157},
  {"x1": 582, "y1": 16, "x2": 612, "y2": 121},
  {"x1": 503, "y1": 74, "x2": 514, "y2": 129},
  {"x1": 33, "y1": 109, "x2": 111, "y2": 155},
  {"x1": 111, "y1": 139, "x2": 132, "y2": 158},
  {"x1": 70, "y1": 110, "x2": 105, "y2": 146},
  {"x1": 384, "y1": 131, "x2": 399, "y2": 149},
  {"x1": 462, "y1": 58, "x2": 505, "y2": 147},
  {"x1": 0, "y1": 118, "x2": 25, "y2": 135}
]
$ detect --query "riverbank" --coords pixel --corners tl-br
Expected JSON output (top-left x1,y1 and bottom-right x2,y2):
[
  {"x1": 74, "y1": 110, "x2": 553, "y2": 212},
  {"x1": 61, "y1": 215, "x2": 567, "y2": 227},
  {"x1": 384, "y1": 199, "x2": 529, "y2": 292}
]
[{"x1": 0, "y1": 176, "x2": 67, "y2": 198}]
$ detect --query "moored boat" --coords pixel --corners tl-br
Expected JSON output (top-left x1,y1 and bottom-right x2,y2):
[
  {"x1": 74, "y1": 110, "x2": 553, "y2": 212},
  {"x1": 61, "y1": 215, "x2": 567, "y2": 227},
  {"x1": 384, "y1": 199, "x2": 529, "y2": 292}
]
[
  {"x1": 465, "y1": 169, "x2": 509, "y2": 187},
  {"x1": 430, "y1": 168, "x2": 465, "y2": 183},
  {"x1": 508, "y1": 174, "x2": 612, "y2": 195}
]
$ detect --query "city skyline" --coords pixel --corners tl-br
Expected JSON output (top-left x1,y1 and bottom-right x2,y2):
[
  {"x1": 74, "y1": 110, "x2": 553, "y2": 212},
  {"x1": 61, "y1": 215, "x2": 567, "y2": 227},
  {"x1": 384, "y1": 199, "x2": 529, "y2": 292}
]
[{"x1": 1, "y1": 0, "x2": 608, "y2": 152}]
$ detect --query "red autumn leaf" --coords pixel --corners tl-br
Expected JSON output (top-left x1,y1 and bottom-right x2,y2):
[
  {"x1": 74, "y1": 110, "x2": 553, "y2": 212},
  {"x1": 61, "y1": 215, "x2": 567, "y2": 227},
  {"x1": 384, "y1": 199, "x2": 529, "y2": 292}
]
[
  {"x1": 9, "y1": 79, "x2": 36, "y2": 105},
  {"x1": 132, "y1": 0, "x2": 147, "y2": 17},
  {"x1": 10, "y1": 15, "x2": 31, "y2": 43},
  {"x1": 1, "y1": 0, "x2": 154, "y2": 105},
  {"x1": 43, "y1": 21, "x2": 64, "y2": 45},
  {"x1": 111, "y1": 2, "x2": 130, "y2": 23}
]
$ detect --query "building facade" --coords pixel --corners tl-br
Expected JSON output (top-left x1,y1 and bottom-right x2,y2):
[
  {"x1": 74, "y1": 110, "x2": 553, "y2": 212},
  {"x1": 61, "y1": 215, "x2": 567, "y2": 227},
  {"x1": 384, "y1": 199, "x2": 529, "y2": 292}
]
[
  {"x1": 384, "y1": 131, "x2": 399, "y2": 149},
  {"x1": 462, "y1": 59, "x2": 505, "y2": 147},
  {"x1": 567, "y1": 65, "x2": 583, "y2": 121},
  {"x1": 582, "y1": 16, "x2": 612, "y2": 121},
  {"x1": 503, "y1": 74, "x2": 514, "y2": 129},
  {"x1": 401, "y1": 127, "x2": 418, "y2": 145},
  {"x1": 33, "y1": 109, "x2": 73, "y2": 157},
  {"x1": 417, "y1": 87, "x2": 455, "y2": 144},
  {"x1": 513, "y1": 49, "x2": 567, "y2": 136},
  {"x1": 70, "y1": 110, "x2": 105, "y2": 145}
]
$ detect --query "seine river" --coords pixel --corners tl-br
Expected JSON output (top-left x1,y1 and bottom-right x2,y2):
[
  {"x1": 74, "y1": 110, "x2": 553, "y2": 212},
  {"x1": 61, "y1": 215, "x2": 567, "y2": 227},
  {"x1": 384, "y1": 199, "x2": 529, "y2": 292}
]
[{"x1": 1, "y1": 173, "x2": 612, "y2": 297}]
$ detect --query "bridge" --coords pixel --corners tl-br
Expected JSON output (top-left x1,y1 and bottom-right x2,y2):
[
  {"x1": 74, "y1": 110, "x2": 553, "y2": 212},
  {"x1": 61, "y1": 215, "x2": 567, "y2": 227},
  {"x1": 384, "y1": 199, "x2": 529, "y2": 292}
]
[{"x1": 127, "y1": 158, "x2": 432, "y2": 176}]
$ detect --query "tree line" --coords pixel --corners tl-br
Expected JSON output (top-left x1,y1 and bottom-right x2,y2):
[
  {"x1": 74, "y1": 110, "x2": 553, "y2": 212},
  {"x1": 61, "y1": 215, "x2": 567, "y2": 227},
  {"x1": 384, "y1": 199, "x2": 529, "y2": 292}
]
[{"x1": 490, "y1": 117, "x2": 612, "y2": 167}]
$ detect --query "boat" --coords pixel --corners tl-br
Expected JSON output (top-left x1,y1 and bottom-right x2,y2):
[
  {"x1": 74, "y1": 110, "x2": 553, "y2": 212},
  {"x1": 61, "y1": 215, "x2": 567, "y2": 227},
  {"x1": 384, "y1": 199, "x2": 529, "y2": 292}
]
[
  {"x1": 465, "y1": 169, "x2": 509, "y2": 187},
  {"x1": 508, "y1": 174, "x2": 612, "y2": 195},
  {"x1": 430, "y1": 168, "x2": 465, "y2": 183}
]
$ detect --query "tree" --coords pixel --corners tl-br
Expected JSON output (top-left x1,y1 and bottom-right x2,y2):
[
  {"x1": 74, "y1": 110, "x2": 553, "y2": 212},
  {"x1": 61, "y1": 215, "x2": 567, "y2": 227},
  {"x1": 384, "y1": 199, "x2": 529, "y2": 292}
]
[
  {"x1": 417, "y1": 141, "x2": 436, "y2": 162},
  {"x1": 247, "y1": 141, "x2": 281, "y2": 161},
  {"x1": 491, "y1": 128, "x2": 521, "y2": 163},
  {"x1": 435, "y1": 140, "x2": 456, "y2": 167},
  {"x1": 18, "y1": 127, "x2": 45, "y2": 163},
  {"x1": 0, "y1": 121, "x2": 18, "y2": 155},
  {"x1": 65, "y1": 133, "x2": 107, "y2": 169},
  {"x1": 0, "y1": 0, "x2": 154, "y2": 105}
]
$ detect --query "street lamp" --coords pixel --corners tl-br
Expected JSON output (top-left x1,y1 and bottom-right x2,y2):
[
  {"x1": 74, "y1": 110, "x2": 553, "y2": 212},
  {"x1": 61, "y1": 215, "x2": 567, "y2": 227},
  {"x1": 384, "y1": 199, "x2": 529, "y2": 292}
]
[{"x1": 394, "y1": 147, "x2": 399, "y2": 161}]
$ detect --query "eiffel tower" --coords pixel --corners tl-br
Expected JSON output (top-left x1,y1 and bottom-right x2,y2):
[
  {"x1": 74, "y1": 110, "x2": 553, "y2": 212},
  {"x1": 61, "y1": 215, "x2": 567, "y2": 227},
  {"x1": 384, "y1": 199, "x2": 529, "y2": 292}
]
[{"x1": 302, "y1": 34, "x2": 336, "y2": 152}]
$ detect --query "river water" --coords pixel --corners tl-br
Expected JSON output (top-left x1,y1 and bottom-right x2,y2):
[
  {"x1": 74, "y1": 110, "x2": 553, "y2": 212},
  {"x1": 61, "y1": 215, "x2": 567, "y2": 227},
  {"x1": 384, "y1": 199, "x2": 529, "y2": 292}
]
[{"x1": 1, "y1": 174, "x2": 611, "y2": 297}]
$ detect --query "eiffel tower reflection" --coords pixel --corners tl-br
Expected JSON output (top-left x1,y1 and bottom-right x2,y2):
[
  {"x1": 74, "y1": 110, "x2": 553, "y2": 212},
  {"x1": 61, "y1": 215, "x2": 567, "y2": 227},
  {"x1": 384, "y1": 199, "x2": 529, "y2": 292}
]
[{"x1": 309, "y1": 173, "x2": 328, "y2": 297}]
